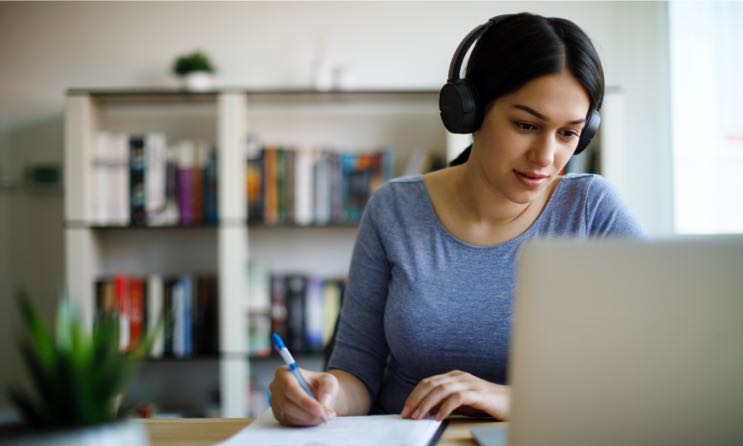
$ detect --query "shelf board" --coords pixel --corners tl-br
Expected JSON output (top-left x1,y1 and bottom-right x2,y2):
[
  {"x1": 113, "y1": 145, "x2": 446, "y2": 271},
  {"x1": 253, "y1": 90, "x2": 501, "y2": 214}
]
[
  {"x1": 65, "y1": 222, "x2": 220, "y2": 230},
  {"x1": 65, "y1": 221, "x2": 359, "y2": 230},
  {"x1": 67, "y1": 87, "x2": 439, "y2": 97},
  {"x1": 65, "y1": 88, "x2": 440, "y2": 106},
  {"x1": 248, "y1": 222, "x2": 359, "y2": 229}
]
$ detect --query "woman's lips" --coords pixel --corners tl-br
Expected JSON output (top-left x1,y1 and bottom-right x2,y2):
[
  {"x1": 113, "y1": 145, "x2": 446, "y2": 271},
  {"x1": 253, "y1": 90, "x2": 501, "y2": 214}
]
[{"x1": 514, "y1": 170, "x2": 548, "y2": 188}]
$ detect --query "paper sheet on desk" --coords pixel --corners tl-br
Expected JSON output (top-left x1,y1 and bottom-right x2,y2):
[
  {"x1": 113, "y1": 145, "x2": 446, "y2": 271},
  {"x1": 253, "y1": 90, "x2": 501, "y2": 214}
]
[{"x1": 215, "y1": 408, "x2": 443, "y2": 446}]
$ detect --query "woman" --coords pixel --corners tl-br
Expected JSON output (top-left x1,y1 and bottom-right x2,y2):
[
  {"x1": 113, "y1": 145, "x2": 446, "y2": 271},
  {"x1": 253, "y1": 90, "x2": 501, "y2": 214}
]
[{"x1": 269, "y1": 12, "x2": 645, "y2": 426}]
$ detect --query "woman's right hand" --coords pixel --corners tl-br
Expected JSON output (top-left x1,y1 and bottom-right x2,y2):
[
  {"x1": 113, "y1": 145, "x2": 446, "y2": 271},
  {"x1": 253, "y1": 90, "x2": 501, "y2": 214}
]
[{"x1": 268, "y1": 366, "x2": 339, "y2": 427}]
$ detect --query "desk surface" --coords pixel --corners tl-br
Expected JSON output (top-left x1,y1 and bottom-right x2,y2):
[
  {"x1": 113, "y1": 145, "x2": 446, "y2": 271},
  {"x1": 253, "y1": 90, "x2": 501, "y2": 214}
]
[{"x1": 143, "y1": 417, "x2": 506, "y2": 446}]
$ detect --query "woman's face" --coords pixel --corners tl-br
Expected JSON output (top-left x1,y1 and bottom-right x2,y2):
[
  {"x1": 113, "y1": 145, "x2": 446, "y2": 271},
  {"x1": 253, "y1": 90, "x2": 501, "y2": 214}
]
[{"x1": 472, "y1": 69, "x2": 591, "y2": 205}]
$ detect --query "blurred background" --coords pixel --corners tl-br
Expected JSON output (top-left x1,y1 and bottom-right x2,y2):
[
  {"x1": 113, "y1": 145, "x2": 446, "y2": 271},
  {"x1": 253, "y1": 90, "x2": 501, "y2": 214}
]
[{"x1": 0, "y1": 1, "x2": 740, "y2": 419}]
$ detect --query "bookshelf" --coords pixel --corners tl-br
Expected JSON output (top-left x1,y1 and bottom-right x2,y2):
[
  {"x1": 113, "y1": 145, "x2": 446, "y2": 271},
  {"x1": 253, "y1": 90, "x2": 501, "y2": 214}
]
[{"x1": 64, "y1": 88, "x2": 451, "y2": 417}]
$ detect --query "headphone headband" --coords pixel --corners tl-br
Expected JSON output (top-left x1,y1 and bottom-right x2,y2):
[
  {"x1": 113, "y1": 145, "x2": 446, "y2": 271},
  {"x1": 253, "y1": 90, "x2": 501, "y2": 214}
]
[{"x1": 447, "y1": 15, "x2": 512, "y2": 82}]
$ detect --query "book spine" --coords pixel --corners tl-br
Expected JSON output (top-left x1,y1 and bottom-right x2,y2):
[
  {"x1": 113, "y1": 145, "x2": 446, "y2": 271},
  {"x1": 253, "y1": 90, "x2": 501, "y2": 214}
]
[
  {"x1": 163, "y1": 278, "x2": 175, "y2": 357},
  {"x1": 277, "y1": 147, "x2": 288, "y2": 224},
  {"x1": 247, "y1": 150, "x2": 264, "y2": 223},
  {"x1": 305, "y1": 276, "x2": 324, "y2": 352},
  {"x1": 192, "y1": 143, "x2": 206, "y2": 224},
  {"x1": 129, "y1": 136, "x2": 147, "y2": 226},
  {"x1": 331, "y1": 152, "x2": 344, "y2": 223},
  {"x1": 205, "y1": 275, "x2": 219, "y2": 354},
  {"x1": 264, "y1": 146, "x2": 278, "y2": 224},
  {"x1": 294, "y1": 147, "x2": 314, "y2": 226},
  {"x1": 182, "y1": 276, "x2": 193, "y2": 357},
  {"x1": 285, "y1": 148, "x2": 296, "y2": 224},
  {"x1": 145, "y1": 133, "x2": 168, "y2": 224},
  {"x1": 173, "y1": 279, "x2": 184, "y2": 358},
  {"x1": 322, "y1": 279, "x2": 342, "y2": 348},
  {"x1": 285, "y1": 274, "x2": 307, "y2": 352},
  {"x1": 270, "y1": 274, "x2": 288, "y2": 343},
  {"x1": 147, "y1": 275, "x2": 164, "y2": 358},
  {"x1": 129, "y1": 277, "x2": 145, "y2": 350},
  {"x1": 314, "y1": 151, "x2": 331, "y2": 225},
  {"x1": 113, "y1": 274, "x2": 130, "y2": 352},
  {"x1": 116, "y1": 134, "x2": 131, "y2": 225},
  {"x1": 204, "y1": 148, "x2": 218, "y2": 224},
  {"x1": 177, "y1": 142, "x2": 195, "y2": 225}
]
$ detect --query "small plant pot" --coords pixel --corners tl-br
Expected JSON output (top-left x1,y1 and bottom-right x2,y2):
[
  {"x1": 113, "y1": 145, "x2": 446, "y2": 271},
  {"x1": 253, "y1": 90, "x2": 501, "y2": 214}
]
[
  {"x1": 2, "y1": 419, "x2": 149, "y2": 446},
  {"x1": 181, "y1": 71, "x2": 213, "y2": 91}
]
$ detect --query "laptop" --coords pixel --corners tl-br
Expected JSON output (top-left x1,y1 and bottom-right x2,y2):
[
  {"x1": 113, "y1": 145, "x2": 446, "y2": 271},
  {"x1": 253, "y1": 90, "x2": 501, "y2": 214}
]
[{"x1": 475, "y1": 237, "x2": 743, "y2": 446}]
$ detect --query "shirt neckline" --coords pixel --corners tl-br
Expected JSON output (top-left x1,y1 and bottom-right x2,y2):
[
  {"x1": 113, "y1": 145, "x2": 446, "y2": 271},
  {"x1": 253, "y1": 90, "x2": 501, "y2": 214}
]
[{"x1": 413, "y1": 173, "x2": 565, "y2": 250}]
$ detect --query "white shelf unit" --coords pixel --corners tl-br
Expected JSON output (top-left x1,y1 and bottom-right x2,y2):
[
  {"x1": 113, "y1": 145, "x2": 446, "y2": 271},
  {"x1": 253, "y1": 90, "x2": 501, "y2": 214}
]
[
  {"x1": 64, "y1": 90, "x2": 248, "y2": 417},
  {"x1": 64, "y1": 88, "x2": 451, "y2": 418}
]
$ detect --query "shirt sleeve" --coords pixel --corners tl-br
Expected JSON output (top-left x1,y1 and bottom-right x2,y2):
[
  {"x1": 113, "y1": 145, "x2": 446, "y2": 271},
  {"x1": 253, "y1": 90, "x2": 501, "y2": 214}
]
[
  {"x1": 326, "y1": 187, "x2": 391, "y2": 407},
  {"x1": 585, "y1": 175, "x2": 648, "y2": 239}
]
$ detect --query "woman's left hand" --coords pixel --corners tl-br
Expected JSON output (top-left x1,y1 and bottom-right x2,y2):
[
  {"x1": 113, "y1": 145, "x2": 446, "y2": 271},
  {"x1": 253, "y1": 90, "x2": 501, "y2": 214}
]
[{"x1": 400, "y1": 370, "x2": 511, "y2": 421}]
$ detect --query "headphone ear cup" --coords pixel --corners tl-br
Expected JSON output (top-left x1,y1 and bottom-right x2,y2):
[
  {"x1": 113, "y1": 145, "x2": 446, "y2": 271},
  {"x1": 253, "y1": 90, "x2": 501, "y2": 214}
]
[
  {"x1": 574, "y1": 109, "x2": 601, "y2": 155},
  {"x1": 439, "y1": 79, "x2": 481, "y2": 134}
]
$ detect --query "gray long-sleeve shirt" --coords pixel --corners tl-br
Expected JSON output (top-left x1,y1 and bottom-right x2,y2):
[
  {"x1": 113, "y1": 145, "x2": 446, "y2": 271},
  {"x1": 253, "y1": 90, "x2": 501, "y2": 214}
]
[{"x1": 327, "y1": 173, "x2": 646, "y2": 414}]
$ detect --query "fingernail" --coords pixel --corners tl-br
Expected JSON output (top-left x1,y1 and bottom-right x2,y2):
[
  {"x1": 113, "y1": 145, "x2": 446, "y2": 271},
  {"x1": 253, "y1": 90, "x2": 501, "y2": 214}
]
[{"x1": 412, "y1": 410, "x2": 419, "y2": 419}]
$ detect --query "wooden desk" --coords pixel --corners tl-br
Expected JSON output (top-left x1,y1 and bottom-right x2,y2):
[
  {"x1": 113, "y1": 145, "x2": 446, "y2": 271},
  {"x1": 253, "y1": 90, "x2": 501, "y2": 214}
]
[{"x1": 143, "y1": 417, "x2": 506, "y2": 446}]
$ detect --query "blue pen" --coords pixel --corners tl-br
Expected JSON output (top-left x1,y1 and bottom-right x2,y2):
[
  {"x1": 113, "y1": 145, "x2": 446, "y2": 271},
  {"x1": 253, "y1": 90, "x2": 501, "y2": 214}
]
[{"x1": 272, "y1": 332, "x2": 329, "y2": 424}]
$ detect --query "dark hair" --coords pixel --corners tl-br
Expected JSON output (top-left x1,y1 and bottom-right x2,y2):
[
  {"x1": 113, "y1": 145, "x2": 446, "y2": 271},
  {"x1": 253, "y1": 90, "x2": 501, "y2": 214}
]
[{"x1": 449, "y1": 13, "x2": 605, "y2": 166}]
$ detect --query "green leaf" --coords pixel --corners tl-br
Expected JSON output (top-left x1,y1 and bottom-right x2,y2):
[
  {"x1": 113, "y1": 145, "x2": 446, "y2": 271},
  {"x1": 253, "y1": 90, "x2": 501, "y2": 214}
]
[
  {"x1": 8, "y1": 290, "x2": 150, "y2": 429},
  {"x1": 8, "y1": 388, "x2": 47, "y2": 428},
  {"x1": 17, "y1": 293, "x2": 55, "y2": 372}
]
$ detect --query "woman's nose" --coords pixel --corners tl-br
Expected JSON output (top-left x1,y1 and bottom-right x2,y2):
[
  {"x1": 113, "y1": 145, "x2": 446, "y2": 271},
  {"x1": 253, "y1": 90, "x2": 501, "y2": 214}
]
[{"x1": 528, "y1": 134, "x2": 556, "y2": 167}]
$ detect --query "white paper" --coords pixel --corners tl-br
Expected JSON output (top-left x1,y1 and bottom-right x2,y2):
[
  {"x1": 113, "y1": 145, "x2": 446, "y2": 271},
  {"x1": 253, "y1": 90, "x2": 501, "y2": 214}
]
[{"x1": 215, "y1": 408, "x2": 442, "y2": 446}]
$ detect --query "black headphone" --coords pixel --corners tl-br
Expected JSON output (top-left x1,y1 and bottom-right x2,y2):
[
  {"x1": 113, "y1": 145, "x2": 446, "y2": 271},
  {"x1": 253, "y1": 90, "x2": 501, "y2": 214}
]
[{"x1": 439, "y1": 14, "x2": 600, "y2": 155}]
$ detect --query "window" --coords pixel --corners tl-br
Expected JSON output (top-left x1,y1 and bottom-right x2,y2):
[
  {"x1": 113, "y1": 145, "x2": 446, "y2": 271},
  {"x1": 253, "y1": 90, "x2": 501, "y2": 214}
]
[{"x1": 670, "y1": 1, "x2": 743, "y2": 234}]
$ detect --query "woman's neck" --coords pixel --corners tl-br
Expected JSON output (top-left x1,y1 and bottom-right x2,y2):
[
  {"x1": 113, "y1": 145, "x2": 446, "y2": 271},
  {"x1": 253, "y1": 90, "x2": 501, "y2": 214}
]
[{"x1": 452, "y1": 163, "x2": 546, "y2": 229}]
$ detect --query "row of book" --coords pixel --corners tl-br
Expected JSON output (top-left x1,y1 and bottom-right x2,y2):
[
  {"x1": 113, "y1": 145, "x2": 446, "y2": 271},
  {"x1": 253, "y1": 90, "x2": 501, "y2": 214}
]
[
  {"x1": 246, "y1": 262, "x2": 345, "y2": 356},
  {"x1": 95, "y1": 274, "x2": 219, "y2": 358},
  {"x1": 91, "y1": 132, "x2": 218, "y2": 226},
  {"x1": 246, "y1": 146, "x2": 394, "y2": 225}
]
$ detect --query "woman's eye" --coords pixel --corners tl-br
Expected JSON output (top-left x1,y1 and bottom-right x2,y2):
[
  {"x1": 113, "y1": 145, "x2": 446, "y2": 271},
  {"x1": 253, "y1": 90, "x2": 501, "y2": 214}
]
[
  {"x1": 560, "y1": 129, "x2": 580, "y2": 139},
  {"x1": 514, "y1": 121, "x2": 536, "y2": 131}
]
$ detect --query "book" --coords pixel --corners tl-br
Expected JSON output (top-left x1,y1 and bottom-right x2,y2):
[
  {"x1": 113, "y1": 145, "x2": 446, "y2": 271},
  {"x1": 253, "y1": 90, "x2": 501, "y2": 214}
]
[
  {"x1": 246, "y1": 150, "x2": 264, "y2": 223},
  {"x1": 263, "y1": 146, "x2": 279, "y2": 224},
  {"x1": 145, "y1": 133, "x2": 168, "y2": 224},
  {"x1": 270, "y1": 274, "x2": 288, "y2": 343},
  {"x1": 294, "y1": 147, "x2": 314, "y2": 226},
  {"x1": 113, "y1": 274, "x2": 130, "y2": 351},
  {"x1": 128, "y1": 277, "x2": 145, "y2": 350},
  {"x1": 285, "y1": 274, "x2": 307, "y2": 352},
  {"x1": 203, "y1": 148, "x2": 218, "y2": 223},
  {"x1": 176, "y1": 141, "x2": 195, "y2": 225},
  {"x1": 147, "y1": 275, "x2": 164, "y2": 358},
  {"x1": 304, "y1": 276, "x2": 324, "y2": 352},
  {"x1": 129, "y1": 136, "x2": 147, "y2": 226},
  {"x1": 322, "y1": 278, "x2": 343, "y2": 348}
]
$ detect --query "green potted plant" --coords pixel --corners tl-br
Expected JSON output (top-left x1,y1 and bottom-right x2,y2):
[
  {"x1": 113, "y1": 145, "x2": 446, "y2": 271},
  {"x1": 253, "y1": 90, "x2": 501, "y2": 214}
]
[
  {"x1": 172, "y1": 50, "x2": 216, "y2": 91},
  {"x1": 3, "y1": 293, "x2": 155, "y2": 445}
]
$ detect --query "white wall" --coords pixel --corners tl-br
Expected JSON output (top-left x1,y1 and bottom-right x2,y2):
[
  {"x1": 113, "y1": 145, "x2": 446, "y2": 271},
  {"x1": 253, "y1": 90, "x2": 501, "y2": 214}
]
[{"x1": 0, "y1": 1, "x2": 672, "y2": 409}]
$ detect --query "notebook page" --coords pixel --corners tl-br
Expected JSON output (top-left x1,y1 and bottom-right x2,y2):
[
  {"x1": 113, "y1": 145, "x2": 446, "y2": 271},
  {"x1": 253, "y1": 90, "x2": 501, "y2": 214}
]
[{"x1": 216, "y1": 408, "x2": 443, "y2": 446}]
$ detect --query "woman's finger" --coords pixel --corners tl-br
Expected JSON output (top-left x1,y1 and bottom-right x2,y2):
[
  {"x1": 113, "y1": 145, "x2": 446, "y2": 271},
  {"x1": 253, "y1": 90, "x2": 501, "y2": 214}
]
[
  {"x1": 280, "y1": 368, "x2": 326, "y2": 417},
  {"x1": 410, "y1": 380, "x2": 464, "y2": 420},
  {"x1": 281, "y1": 398, "x2": 322, "y2": 426},
  {"x1": 434, "y1": 390, "x2": 472, "y2": 420},
  {"x1": 401, "y1": 375, "x2": 446, "y2": 418}
]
